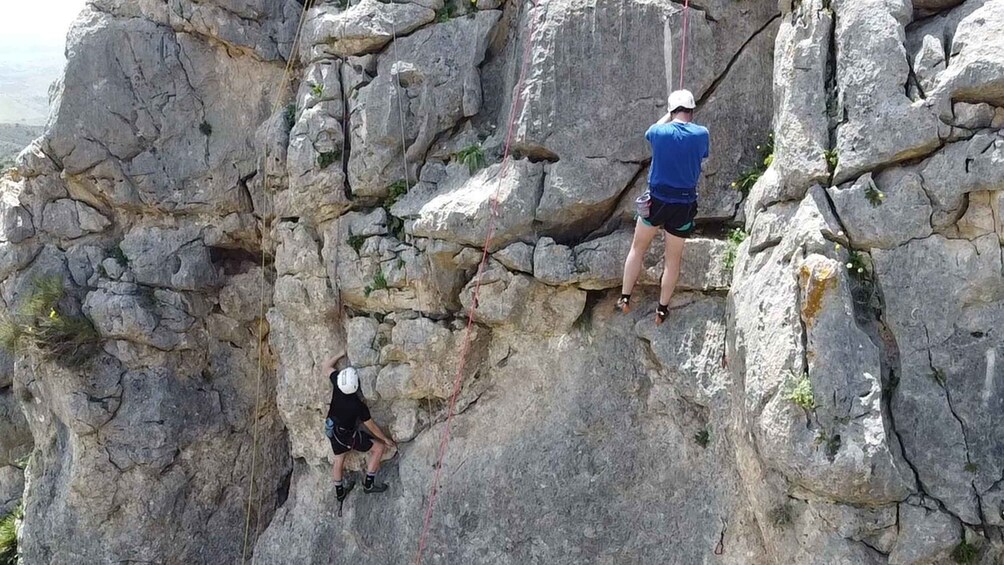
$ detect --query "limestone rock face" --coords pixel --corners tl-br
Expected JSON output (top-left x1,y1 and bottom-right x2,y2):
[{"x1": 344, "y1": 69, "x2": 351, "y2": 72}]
[
  {"x1": 4, "y1": 0, "x2": 1004, "y2": 562},
  {"x1": 0, "y1": 2, "x2": 293, "y2": 562}
]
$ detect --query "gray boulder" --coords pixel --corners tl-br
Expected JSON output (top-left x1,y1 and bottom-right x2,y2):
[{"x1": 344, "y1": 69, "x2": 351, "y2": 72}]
[
  {"x1": 411, "y1": 160, "x2": 543, "y2": 251},
  {"x1": 826, "y1": 171, "x2": 933, "y2": 249},
  {"x1": 347, "y1": 12, "x2": 501, "y2": 197},
  {"x1": 119, "y1": 226, "x2": 220, "y2": 291},
  {"x1": 300, "y1": 0, "x2": 435, "y2": 60},
  {"x1": 831, "y1": 0, "x2": 942, "y2": 183}
]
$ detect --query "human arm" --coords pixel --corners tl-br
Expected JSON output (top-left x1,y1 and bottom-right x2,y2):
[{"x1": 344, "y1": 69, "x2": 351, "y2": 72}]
[
  {"x1": 321, "y1": 352, "x2": 346, "y2": 376},
  {"x1": 362, "y1": 419, "x2": 396, "y2": 448}
]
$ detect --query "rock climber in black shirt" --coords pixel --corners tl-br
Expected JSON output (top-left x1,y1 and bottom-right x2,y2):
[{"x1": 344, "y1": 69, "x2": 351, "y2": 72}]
[{"x1": 322, "y1": 353, "x2": 396, "y2": 502}]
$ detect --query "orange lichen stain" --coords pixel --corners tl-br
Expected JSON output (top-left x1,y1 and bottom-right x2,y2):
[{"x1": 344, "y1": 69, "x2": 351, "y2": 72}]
[{"x1": 799, "y1": 262, "x2": 836, "y2": 327}]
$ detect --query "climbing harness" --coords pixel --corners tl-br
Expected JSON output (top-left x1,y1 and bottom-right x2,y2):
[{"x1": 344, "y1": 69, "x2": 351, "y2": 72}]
[{"x1": 240, "y1": 1, "x2": 313, "y2": 562}]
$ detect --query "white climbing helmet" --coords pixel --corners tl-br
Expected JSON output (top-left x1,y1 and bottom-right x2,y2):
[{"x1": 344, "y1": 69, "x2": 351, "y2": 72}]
[
  {"x1": 668, "y1": 89, "x2": 697, "y2": 112},
  {"x1": 337, "y1": 367, "x2": 359, "y2": 395}
]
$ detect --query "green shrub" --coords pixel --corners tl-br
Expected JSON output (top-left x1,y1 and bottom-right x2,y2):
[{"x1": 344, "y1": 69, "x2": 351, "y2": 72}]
[
  {"x1": 310, "y1": 83, "x2": 324, "y2": 97},
  {"x1": 372, "y1": 271, "x2": 388, "y2": 291},
  {"x1": 0, "y1": 276, "x2": 100, "y2": 367},
  {"x1": 317, "y1": 151, "x2": 341, "y2": 169},
  {"x1": 199, "y1": 121, "x2": 212, "y2": 136},
  {"x1": 723, "y1": 228, "x2": 747, "y2": 270},
  {"x1": 731, "y1": 133, "x2": 774, "y2": 196},
  {"x1": 283, "y1": 104, "x2": 297, "y2": 131},
  {"x1": 0, "y1": 505, "x2": 22, "y2": 565},
  {"x1": 785, "y1": 373, "x2": 815, "y2": 410},
  {"x1": 951, "y1": 540, "x2": 978, "y2": 564},
  {"x1": 455, "y1": 144, "x2": 486, "y2": 174}
]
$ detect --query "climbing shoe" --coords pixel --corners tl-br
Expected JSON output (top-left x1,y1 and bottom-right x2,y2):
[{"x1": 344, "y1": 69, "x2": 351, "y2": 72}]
[
  {"x1": 616, "y1": 294, "x2": 631, "y2": 314},
  {"x1": 363, "y1": 482, "x2": 389, "y2": 494},
  {"x1": 336, "y1": 478, "x2": 355, "y2": 502},
  {"x1": 655, "y1": 304, "x2": 669, "y2": 326}
]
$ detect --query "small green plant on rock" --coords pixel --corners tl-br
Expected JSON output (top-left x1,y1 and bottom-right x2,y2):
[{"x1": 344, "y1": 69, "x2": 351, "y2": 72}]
[
  {"x1": 455, "y1": 143, "x2": 486, "y2": 174},
  {"x1": 365, "y1": 270, "x2": 389, "y2": 296},
  {"x1": 0, "y1": 504, "x2": 22, "y2": 565},
  {"x1": 694, "y1": 428, "x2": 710, "y2": 448},
  {"x1": 284, "y1": 104, "x2": 297, "y2": 131},
  {"x1": 723, "y1": 228, "x2": 747, "y2": 270},
  {"x1": 0, "y1": 276, "x2": 101, "y2": 367},
  {"x1": 785, "y1": 373, "x2": 815, "y2": 411},
  {"x1": 310, "y1": 82, "x2": 324, "y2": 97},
  {"x1": 347, "y1": 234, "x2": 367, "y2": 253},
  {"x1": 384, "y1": 180, "x2": 409, "y2": 209},
  {"x1": 109, "y1": 245, "x2": 128, "y2": 266},
  {"x1": 964, "y1": 462, "x2": 979, "y2": 473},
  {"x1": 864, "y1": 181, "x2": 886, "y2": 207},
  {"x1": 951, "y1": 540, "x2": 979, "y2": 564},
  {"x1": 199, "y1": 121, "x2": 213, "y2": 136},
  {"x1": 436, "y1": 0, "x2": 457, "y2": 22},
  {"x1": 845, "y1": 249, "x2": 870, "y2": 282},
  {"x1": 824, "y1": 149, "x2": 838, "y2": 173},
  {"x1": 731, "y1": 133, "x2": 774, "y2": 196},
  {"x1": 317, "y1": 150, "x2": 341, "y2": 169}
]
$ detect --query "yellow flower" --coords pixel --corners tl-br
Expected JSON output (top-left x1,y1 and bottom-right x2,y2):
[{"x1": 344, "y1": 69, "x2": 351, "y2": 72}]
[
  {"x1": 857, "y1": 268, "x2": 864, "y2": 273},
  {"x1": 846, "y1": 263, "x2": 854, "y2": 269},
  {"x1": 49, "y1": 309, "x2": 58, "y2": 319},
  {"x1": 834, "y1": 244, "x2": 842, "y2": 251}
]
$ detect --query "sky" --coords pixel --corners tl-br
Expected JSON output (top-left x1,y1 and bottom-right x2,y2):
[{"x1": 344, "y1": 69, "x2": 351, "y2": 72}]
[
  {"x1": 0, "y1": 0, "x2": 87, "y2": 124},
  {"x1": 0, "y1": 0, "x2": 87, "y2": 61}
]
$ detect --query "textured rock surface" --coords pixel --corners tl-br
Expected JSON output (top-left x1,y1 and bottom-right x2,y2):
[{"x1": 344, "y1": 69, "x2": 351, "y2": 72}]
[{"x1": 3, "y1": 0, "x2": 1003, "y2": 562}]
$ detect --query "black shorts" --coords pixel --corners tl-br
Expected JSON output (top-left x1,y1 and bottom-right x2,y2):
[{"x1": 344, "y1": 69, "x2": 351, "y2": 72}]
[
  {"x1": 326, "y1": 420, "x2": 373, "y2": 455},
  {"x1": 642, "y1": 198, "x2": 698, "y2": 238}
]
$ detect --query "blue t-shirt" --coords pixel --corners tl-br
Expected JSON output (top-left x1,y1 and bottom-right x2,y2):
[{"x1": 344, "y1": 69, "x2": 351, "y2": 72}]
[{"x1": 645, "y1": 122, "x2": 710, "y2": 203}]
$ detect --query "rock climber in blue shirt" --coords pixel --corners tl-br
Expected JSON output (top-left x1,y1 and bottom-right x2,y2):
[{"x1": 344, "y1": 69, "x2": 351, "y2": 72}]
[{"x1": 617, "y1": 89, "x2": 710, "y2": 325}]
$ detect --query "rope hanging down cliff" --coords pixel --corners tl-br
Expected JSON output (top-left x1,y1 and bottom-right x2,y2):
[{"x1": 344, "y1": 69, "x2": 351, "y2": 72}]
[
  {"x1": 411, "y1": 0, "x2": 693, "y2": 562},
  {"x1": 410, "y1": 1, "x2": 546, "y2": 562},
  {"x1": 241, "y1": 1, "x2": 312, "y2": 562}
]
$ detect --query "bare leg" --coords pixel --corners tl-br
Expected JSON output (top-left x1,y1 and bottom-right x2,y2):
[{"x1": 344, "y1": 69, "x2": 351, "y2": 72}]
[
  {"x1": 366, "y1": 441, "x2": 386, "y2": 475},
  {"x1": 659, "y1": 233, "x2": 687, "y2": 306},
  {"x1": 332, "y1": 453, "x2": 347, "y2": 482},
  {"x1": 621, "y1": 218, "x2": 661, "y2": 297}
]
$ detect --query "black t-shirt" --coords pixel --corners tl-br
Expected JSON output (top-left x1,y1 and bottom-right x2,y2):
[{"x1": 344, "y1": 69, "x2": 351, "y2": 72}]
[{"x1": 326, "y1": 371, "x2": 371, "y2": 428}]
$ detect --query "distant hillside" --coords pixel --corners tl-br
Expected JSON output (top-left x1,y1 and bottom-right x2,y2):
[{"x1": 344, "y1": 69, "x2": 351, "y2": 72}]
[
  {"x1": 0, "y1": 50, "x2": 64, "y2": 125},
  {"x1": 0, "y1": 123, "x2": 43, "y2": 166}
]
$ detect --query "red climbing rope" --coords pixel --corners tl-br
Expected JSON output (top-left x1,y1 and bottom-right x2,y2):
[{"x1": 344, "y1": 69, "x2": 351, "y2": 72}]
[
  {"x1": 412, "y1": 1, "x2": 545, "y2": 562},
  {"x1": 679, "y1": 0, "x2": 690, "y2": 89}
]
